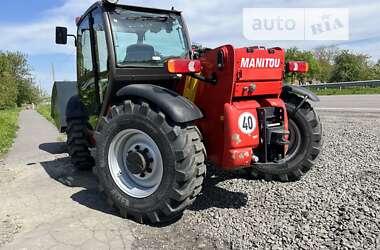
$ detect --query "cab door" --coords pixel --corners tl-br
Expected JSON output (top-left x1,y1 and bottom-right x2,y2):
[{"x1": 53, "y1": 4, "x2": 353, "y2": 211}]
[{"x1": 77, "y1": 7, "x2": 109, "y2": 127}]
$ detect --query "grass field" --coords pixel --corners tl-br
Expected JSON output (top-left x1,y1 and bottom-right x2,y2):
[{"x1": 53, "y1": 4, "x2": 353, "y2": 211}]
[
  {"x1": 37, "y1": 104, "x2": 54, "y2": 124},
  {"x1": 309, "y1": 86, "x2": 380, "y2": 96},
  {"x1": 0, "y1": 109, "x2": 20, "y2": 156}
]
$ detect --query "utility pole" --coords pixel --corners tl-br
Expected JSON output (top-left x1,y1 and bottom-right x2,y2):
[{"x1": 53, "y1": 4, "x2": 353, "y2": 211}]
[{"x1": 51, "y1": 63, "x2": 56, "y2": 83}]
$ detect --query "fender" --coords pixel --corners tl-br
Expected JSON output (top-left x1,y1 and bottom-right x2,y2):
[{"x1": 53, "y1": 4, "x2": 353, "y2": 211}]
[
  {"x1": 116, "y1": 84, "x2": 203, "y2": 123},
  {"x1": 282, "y1": 84, "x2": 320, "y2": 102},
  {"x1": 51, "y1": 81, "x2": 85, "y2": 132},
  {"x1": 66, "y1": 95, "x2": 89, "y2": 120}
]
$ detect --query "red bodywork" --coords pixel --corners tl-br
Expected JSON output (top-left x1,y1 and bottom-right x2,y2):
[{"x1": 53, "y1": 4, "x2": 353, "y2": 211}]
[{"x1": 178, "y1": 45, "x2": 288, "y2": 170}]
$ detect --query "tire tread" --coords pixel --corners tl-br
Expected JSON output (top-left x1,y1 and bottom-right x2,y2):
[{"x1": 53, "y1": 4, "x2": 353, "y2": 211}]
[
  {"x1": 66, "y1": 118, "x2": 94, "y2": 170},
  {"x1": 94, "y1": 101, "x2": 206, "y2": 224}
]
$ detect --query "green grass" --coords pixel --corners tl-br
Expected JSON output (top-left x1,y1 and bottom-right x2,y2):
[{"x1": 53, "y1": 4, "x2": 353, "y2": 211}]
[
  {"x1": 309, "y1": 86, "x2": 380, "y2": 96},
  {"x1": 0, "y1": 109, "x2": 20, "y2": 156},
  {"x1": 37, "y1": 104, "x2": 54, "y2": 124}
]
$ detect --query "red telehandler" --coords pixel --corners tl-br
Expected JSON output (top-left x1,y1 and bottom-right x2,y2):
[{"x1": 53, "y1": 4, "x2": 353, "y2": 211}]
[{"x1": 52, "y1": 0, "x2": 322, "y2": 224}]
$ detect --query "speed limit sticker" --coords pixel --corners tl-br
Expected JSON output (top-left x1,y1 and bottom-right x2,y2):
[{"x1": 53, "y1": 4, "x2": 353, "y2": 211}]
[{"x1": 238, "y1": 112, "x2": 256, "y2": 134}]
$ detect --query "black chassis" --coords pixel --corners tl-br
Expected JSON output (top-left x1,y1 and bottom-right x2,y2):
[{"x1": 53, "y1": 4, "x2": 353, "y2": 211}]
[{"x1": 52, "y1": 1, "x2": 202, "y2": 132}]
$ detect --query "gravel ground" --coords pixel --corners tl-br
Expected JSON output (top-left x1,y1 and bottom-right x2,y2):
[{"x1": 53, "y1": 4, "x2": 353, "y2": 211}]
[
  {"x1": 1, "y1": 111, "x2": 379, "y2": 249},
  {"x1": 0, "y1": 160, "x2": 15, "y2": 186},
  {"x1": 0, "y1": 215, "x2": 22, "y2": 247},
  {"x1": 0, "y1": 160, "x2": 22, "y2": 247},
  {"x1": 131, "y1": 112, "x2": 380, "y2": 249}
]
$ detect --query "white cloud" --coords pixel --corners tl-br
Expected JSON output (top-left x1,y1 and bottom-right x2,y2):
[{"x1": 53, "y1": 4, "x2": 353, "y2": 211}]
[
  {"x1": 0, "y1": 0, "x2": 379, "y2": 91},
  {"x1": 0, "y1": 0, "x2": 95, "y2": 55},
  {"x1": 0, "y1": 0, "x2": 378, "y2": 55}
]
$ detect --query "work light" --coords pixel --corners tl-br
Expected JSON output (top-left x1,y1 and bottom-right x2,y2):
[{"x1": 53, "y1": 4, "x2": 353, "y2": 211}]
[{"x1": 103, "y1": 0, "x2": 119, "y2": 4}]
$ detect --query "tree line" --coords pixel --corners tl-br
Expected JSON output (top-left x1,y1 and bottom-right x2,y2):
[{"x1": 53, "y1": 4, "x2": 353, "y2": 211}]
[
  {"x1": 285, "y1": 47, "x2": 380, "y2": 84},
  {"x1": 1, "y1": 47, "x2": 379, "y2": 109},
  {"x1": 0, "y1": 51, "x2": 43, "y2": 110}
]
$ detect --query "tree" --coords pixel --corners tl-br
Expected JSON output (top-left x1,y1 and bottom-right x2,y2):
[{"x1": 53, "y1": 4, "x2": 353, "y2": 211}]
[
  {"x1": 0, "y1": 54, "x2": 18, "y2": 109},
  {"x1": 4, "y1": 52, "x2": 37, "y2": 106},
  {"x1": 16, "y1": 77, "x2": 42, "y2": 105},
  {"x1": 285, "y1": 47, "x2": 320, "y2": 84},
  {"x1": 314, "y1": 46, "x2": 338, "y2": 83},
  {"x1": 330, "y1": 50, "x2": 373, "y2": 82},
  {"x1": 371, "y1": 60, "x2": 380, "y2": 79},
  {"x1": 0, "y1": 51, "x2": 42, "y2": 109}
]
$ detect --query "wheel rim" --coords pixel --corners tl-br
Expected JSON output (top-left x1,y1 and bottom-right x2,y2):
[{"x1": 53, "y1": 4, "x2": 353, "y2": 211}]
[
  {"x1": 285, "y1": 119, "x2": 302, "y2": 160},
  {"x1": 108, "y1": 129, "x2": 163, "y2": 198}
]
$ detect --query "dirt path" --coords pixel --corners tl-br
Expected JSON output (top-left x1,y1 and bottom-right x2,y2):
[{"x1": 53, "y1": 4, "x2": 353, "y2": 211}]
[{"x1": 0, "y1": 110, "x2": 134, "y2": 249}]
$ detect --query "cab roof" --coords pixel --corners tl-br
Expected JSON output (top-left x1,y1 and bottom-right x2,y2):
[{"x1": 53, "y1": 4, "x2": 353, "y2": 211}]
[{"x1": 80, "y1": 1, "x2": 182, "y2": 21}]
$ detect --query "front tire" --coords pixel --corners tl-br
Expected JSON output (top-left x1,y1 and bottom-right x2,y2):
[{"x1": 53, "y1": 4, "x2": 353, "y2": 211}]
[
  {"x1": 251, "y1": 94, "x2": 323, "y2": 181},
  {"x1": 94, "y1": 100, "x2": 206, "y2": 224}
]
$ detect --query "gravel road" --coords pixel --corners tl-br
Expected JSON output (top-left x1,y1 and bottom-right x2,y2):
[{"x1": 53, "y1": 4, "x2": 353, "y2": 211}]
[{"x1": 1, "y1": 109, "x2": 379, "y2": 249}]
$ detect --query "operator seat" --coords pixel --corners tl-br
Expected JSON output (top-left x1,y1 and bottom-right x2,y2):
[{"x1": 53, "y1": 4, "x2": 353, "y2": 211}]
[{"x1": 125, "y1": 44, "x2": 155, "y2": 62}]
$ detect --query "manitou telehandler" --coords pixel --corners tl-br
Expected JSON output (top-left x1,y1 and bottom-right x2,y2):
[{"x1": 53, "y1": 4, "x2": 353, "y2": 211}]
[{"x1": 52, "y1": 0, "x2": 322, "y2": 224}]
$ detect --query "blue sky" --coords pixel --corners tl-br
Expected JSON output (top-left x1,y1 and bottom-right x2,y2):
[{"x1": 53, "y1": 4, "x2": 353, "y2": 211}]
[{"x1": 0, "y1": 0, "x2": 379, "y2": 93}]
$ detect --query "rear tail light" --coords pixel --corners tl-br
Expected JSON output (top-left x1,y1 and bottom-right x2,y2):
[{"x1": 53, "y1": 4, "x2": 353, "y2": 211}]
[
  {"x1": 166, "y1": 59, "x2": 201, "y2": 74},
  {"x1": 287, "y1": 61, "x2": 309, "y2": 73}
]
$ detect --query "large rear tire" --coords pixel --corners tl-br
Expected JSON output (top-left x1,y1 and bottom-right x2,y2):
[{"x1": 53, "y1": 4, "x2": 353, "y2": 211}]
[
  {"x1": 94, "y1": 100, "x2": 206, "y2": 224},
  {"x1": 251, "y1": 94, "x2": 323, "y2": 181},
  {"x1": 66, "y1": 118, "x2": 95, "y2": 170}
]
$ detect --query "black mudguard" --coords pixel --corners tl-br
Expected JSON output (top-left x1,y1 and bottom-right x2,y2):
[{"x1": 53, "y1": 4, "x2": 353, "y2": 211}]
[
  {"x1": 282, "y1": 84, "x2": 320, "y2": 102},
  {"x1": 66, "y1": 95, "x2": 89, "y2": 120},
  {"x1": 51, "y1": 81, "x2": 85, "y2": 132},
  {"x1": 116, "y1": 84, "x2": 203, "y2": 123}
]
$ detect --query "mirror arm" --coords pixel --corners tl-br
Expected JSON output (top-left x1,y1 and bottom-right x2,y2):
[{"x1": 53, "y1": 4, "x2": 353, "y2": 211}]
[
  {"x1": 67, "y1": 34, "x2": 77, "y2": 47},
  {"x1": 188, "y1": 72, "x2": 217, "y2": 85}
]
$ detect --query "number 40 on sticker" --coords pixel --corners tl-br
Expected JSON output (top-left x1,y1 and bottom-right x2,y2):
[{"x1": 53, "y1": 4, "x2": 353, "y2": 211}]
[{"x1": 238, "y1": 112, "x2": 256, "y2": 134}]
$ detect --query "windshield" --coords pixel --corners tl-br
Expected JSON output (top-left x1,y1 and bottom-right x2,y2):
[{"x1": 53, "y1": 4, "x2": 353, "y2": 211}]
[{"x1": 109, "y1": 8, "x2": 189, "y2": 67}]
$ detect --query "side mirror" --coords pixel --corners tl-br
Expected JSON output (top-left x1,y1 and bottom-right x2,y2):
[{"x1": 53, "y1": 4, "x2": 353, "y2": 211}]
[
  {"x1": 56, "y1": 27, "x2": 68, "y2": 45},
  {"x1": 166, "y1": 59, "x2": 201, "y2": 74}
]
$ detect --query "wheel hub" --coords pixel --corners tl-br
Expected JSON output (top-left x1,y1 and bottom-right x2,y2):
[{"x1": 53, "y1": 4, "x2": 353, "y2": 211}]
[
  {"x1": 108, "y1": 129, "x2": 163, "y2": 198},
  {"x1": 125, "y1": 145, "x2": 154, "y2": 178},
  {"x1": 126, "y1": 151, "x2": 147, "y2": 174}
]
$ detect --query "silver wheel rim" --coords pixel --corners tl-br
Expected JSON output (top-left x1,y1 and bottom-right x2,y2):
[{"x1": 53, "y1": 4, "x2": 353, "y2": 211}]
[{"x1": 108, "y1": 129, "x2": 163, "y2": 198}]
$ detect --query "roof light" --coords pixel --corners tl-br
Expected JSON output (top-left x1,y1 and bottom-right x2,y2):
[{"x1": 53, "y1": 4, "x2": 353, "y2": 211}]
[{"x1": 103, "y1": 0, "x2": 119, "y2": 4}]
